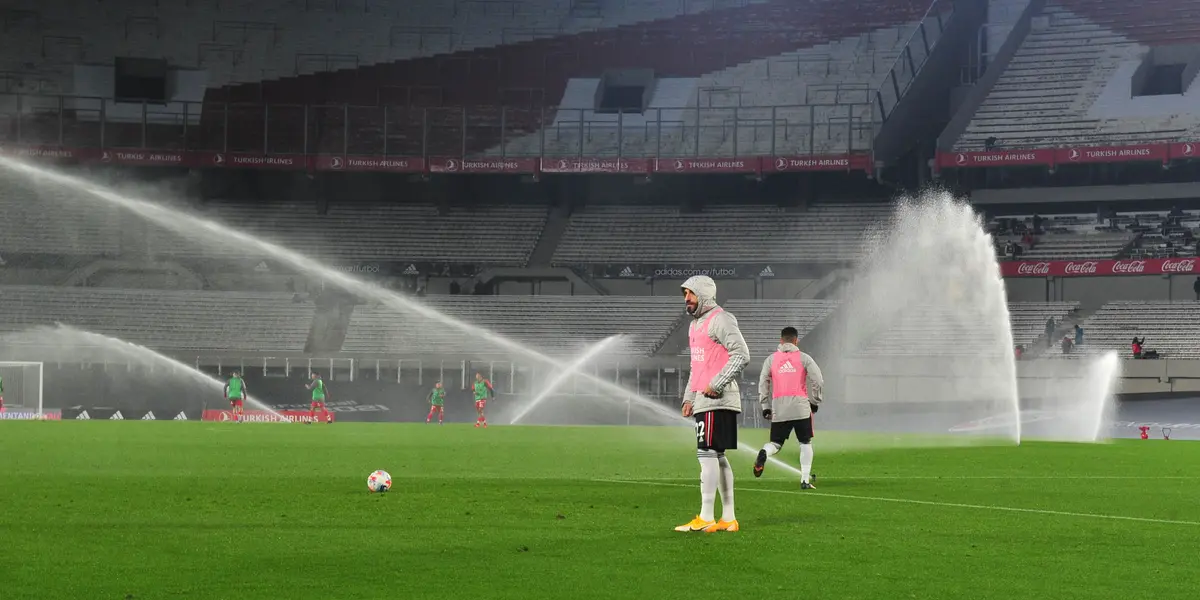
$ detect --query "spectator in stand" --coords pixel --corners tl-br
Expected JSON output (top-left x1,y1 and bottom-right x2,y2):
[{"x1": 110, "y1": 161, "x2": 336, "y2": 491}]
[
  {"x1": 1061, "y1": 336, "x2": 1074, "y2": 355},
  {"x1": 1014, "y1": 345, "x2": 1023, "y2": 361},
  {"x1": 1045, "y1": 317, "x2": 1056, "y2": 348},
  {"x1": 1032, "y1": 214, "x2": 1043, "y2": 235},
  {"x1": 1022, "y1": 231, "x2": 1035, "y2": 250},
  {"x1": 1193, "y1": 276, "x2": 1200, "y2": 301},
  {"x1": 1131, "y1": 337, "x2": 1145, "y2": 359},
  {"x1": 1074, "y1": 323, "x2": 1084, "y2": 347}
]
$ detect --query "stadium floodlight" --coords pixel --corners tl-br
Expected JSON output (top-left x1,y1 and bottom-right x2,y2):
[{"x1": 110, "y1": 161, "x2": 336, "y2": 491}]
[{"x1": 0, "y1": 361, "x2": 44, "y2": 417}]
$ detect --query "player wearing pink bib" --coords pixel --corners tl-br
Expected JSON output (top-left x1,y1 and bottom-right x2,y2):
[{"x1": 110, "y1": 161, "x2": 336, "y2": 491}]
[
  {"x1": 675, "y1": 276, "x2": 750, "y2": 533},
  {"x1": 753, "y1": 326, "x2": 824, "y2": 488}
]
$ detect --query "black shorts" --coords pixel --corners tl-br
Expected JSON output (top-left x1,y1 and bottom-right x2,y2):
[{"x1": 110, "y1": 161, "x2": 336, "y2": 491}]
[
  {"x1": 770, "y1": 417, "x2": 814, "y2": 446},
  {"x1": 695, "y1": 409, "x2": 738, "y2": 452}
]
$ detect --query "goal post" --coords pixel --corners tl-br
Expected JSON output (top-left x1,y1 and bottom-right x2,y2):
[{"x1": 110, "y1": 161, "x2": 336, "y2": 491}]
[{"x1": 0, "y1": 361, "x2": 44, "y2": 417}]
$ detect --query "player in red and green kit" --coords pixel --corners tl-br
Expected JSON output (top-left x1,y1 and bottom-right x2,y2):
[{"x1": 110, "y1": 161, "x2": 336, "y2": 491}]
[
  {"x1": 468, "y1": 372, "x2": 487, "y2": 429},
  {"x1": 224, "y1": 371, "x2": 247, "y2": 422},
  {"x1": 426, "y1": 381, "x2": 446, "y2": 424},
  {"x1": 306, "y1": 372, "x2": 332, "y2": 424},
  {"x1": 473, "y1": 372, "x2": 493, "y2": 428}
]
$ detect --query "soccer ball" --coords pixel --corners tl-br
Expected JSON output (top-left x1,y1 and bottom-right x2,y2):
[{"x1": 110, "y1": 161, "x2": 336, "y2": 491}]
[{"x1": 367, "y1": 470, "x2": 392, "y2": 493}]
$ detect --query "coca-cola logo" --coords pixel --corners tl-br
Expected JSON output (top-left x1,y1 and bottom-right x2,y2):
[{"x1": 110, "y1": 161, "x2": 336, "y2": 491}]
[
  {"x1": 1063, "y1": 261, "x2": 1099, "y2": 275},
  {"x1": 1111, "y1": 260, "x2": 1146, "y2": 274},
  {"x1": 1016, "y1": 262, "x2": 1050, "y2": 275},
  {"x1": 1161, "y1": 259, "x2": 1197, "y2": 274}
]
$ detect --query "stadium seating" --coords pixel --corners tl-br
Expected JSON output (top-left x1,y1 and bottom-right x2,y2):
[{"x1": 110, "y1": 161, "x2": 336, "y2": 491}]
[
  {"x1": 147, "y1": 201, "x2": 546, "y2": 265},
  {"x1": 1070, "y1": 301, "x2": 1200, "y2": 360},
  {"x1": 853, "y1": 301, "x2": 1079, "y2": 356},
  {"x1": 951, "y1": 1, "x2": 1200, "y2": 150},
  {"x1": 0, "y1": 286, "x2": 314, "y2": 352},
  {"x1": 199, "y1": 0, "x2": 930, "y2": 156},
  {"x1": 721, "y1": 299, "x2": 838, "y2": 358},
  {"x1": 998, "y1": 233, "x2": 1134, "y2": 260},
  {"x1": 0, "y1": 176, "x2": 120, "y2": 256},
  {"x1": 0, "y1": 0, "x2": 709, "y2": 92},
  {"x1": 487, "y1": 21, "x2": 922, "y2": 158},
  {"x1": 342, "y1": 295, "x2": 682, "y2": 356},
  {"x1": 553, "y1": 203, "x2": 893, "y2": 264}
]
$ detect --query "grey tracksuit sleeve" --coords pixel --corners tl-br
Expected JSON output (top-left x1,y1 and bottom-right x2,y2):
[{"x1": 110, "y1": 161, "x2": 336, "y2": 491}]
[
  {"x1": 758, "y1": 356, "x2": 773, "y2": 412},
  {"x1": 707, "y1": 311, "x2": 750, "y2": 393},
  {"x1": 803, "y1": 352, "x2": 824, "y2": 405}
]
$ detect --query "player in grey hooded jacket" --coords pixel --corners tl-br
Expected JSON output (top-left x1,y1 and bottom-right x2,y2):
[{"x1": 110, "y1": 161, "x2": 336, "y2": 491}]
[
  {"x1": 675, "y1": 275, "x2": 751, "y2": 533},
  {"x1": 753, "y1": 327, "x2": 823, "y2": 488},
  {"x1": 680, "y1": 275, "x2": 751, "y2": 413}
]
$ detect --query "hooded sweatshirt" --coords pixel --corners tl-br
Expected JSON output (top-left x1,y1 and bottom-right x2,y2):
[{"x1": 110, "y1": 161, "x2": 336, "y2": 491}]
[
  {"x1": 758, "y1": 342, "x2": 823, "y2": 422},
  {"x1": 681, "y1": 275, "x2": 750, "y2": 414}
]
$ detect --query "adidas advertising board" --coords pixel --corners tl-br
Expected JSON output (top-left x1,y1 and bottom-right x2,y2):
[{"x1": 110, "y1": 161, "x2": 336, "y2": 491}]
[
  {"x1": 60, "y1": 407, "x2": 203, "y2": 421},
  {"x1": 591, "y1": 263, "x2": 810, "y2": 279}
]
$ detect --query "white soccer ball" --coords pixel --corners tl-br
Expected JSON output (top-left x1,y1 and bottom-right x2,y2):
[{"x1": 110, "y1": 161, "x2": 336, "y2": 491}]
[{"x1": 367, "y1": 470, "x2": 392, "y2": 493}]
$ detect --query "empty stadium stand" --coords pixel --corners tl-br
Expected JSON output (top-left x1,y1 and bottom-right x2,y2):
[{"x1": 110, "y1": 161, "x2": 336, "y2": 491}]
[
  {"x1": 342, "y1": 295, "x2": 682, "y2": 357},
  {"x1": 998, "y1": 233, "x2": 1133, "y2": 260},
  {"x1": 951, "y1": 1, "x2": 1200, "y2": 150},
  {"x1": 854, "y1": 301, "x2": 1079, "y2": 356},
  {"x1": 722, "y1": 299, "x2": 838, "y2": 357},
  {"x1": 0, "y1": 0, "x2": 708, "y2": 92},
  {"x1": 0, "y1": 286, "x2": 314, "y2": 352},
  {"x1": 488, "y1": 21, "x2": 921, "y2": 158},
  {"x1": 147, "y1": 201, "x2": 547, "y2": 265},
  {"x1": 1070, "y1": 301, "x2": 1200, "y2": 359},
  {"x1": 553, "y1": 203, "x2": 892, "y2": 265},
  {"x1": 0, "y1": 176, "x2": 120, "y2": 256},
  {"x1": 195, "y1": 0, "x2": 931, "y2": 157}
]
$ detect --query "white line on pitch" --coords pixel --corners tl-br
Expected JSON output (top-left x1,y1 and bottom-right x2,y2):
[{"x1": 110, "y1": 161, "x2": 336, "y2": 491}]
[
  {"x1": 600, "y1": 475, "x2": 1200, "y2": 481},
  {"x1": 592, "y1": 478, "x2": 1200, "y2": 526}
]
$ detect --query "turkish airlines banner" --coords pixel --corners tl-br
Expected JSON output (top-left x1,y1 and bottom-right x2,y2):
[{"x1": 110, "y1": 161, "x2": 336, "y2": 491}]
[
  {"x1": 768, "y1": 154, "x2": 873, "y2": 172},
  {"x1": 201, "y1": 409, "x2": 336, "y2": 423},
  {"x1": 1001, "y1": 258, "x2": 1199, "y2": 277},
  {"x1": 653, "y1": 158, "x2": 759, "y2": 174},
  {"x1": 427, "y1": 157, "x2": 537, "y2": 174},
  {"x1": 0, "y1": 144, "x2": 875, "y2": 175},
  {"x1": 539, "y1": 157, "x2": 652, "y2": 174},
  {"x1": 938, "y1": 141, "x2": 1200, "y2": 169},
  {"x1": 313, "y1": 155, "x2": 425, "y2": 173}
]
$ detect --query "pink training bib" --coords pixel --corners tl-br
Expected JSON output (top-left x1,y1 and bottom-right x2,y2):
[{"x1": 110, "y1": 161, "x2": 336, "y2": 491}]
[
  {"x1": 770, "y1": 351, "x2": 808, "y2": 398},
  {"x1": 688, "y1": 308, "x2": 729, "y2": 392}
]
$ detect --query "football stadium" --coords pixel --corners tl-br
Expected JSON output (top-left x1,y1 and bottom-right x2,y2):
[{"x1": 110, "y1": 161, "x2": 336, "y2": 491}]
[{"x1": 2, "y1": 0, "x2": 1200, "y2": 597}]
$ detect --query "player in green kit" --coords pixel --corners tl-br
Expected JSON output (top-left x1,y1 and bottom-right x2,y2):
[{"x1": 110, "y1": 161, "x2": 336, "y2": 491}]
[
  {"x1": 426, "y1": 382, "x2": 446, "y2": 424},
  {"x1": 472, "y1": 372, "x2": 493, "y2": 428},
  {"x1": 224, "y1": 371, "x2": 247, "y2": 423},
  {"x1": 306, "y1": 373, "x2": 331, "y2": 424}
]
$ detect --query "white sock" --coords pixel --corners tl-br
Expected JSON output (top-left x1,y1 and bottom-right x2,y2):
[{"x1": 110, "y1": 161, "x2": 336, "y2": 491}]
[
  {"x1": 717, "y1": 454, "x2": 736, "y2": 521},
  {"x1": 800, "y1": 443, "x2": 814, "y2": 483},
  {"x1": 698, "y1": 453, "x2": 719, "y2": 521},
  {"x1": 762, "y1": 442, "x2": 781, "y2": 457}
]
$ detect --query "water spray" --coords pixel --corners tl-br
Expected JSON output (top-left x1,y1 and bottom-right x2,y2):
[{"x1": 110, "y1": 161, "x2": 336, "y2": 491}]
[
  {"x1": 2, "y1": 323, "x2": 282, "y2": 416},
  {"x1": 0, "y1": 158, "x2": 800, "y2": 475},
  {"x1": 508, "y1": 335, "x2": 626, "y2": 424}
]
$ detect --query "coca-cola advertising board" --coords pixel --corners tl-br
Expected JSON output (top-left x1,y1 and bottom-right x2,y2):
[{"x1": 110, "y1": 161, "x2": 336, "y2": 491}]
[{"x1": 1001, "y1": 258, "x2": 1200, "y2": 277}]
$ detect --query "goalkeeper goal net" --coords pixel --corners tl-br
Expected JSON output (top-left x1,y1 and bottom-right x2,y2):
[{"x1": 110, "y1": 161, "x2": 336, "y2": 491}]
[{"x1": 0, "y1": 362, "x2": 44, "y2": 417}]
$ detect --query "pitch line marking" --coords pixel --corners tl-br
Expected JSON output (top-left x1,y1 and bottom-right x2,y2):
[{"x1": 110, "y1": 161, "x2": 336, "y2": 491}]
[
  {"x1": 600, "y1": 475, "x2": 1200, "y2": 481},
  {"x1": 592, "y1": 478, "x2": 1200, "y2": 526}
]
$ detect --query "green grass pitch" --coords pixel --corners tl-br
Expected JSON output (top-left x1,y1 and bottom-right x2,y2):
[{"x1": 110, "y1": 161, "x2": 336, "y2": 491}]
[{"x1": 1, "y1": 422, "x2": 1195, "y2": 599}]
